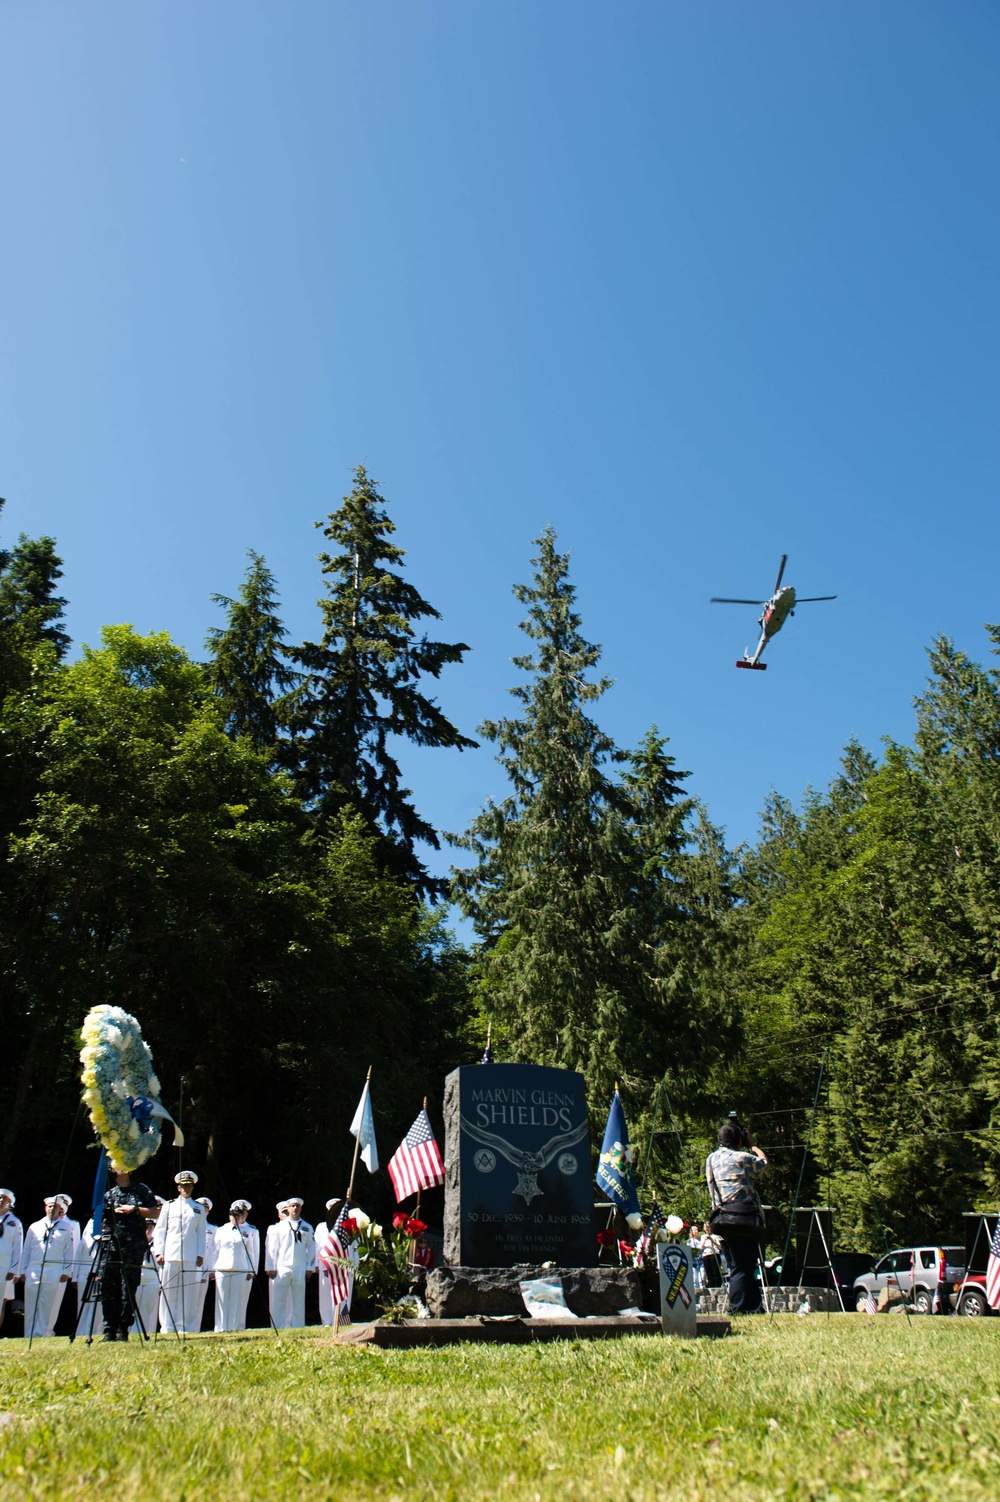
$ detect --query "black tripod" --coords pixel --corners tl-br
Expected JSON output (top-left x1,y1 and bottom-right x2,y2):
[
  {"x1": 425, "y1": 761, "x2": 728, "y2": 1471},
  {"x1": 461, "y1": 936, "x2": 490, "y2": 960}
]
[{"x1": 74, "y1": 1210, "x2": 178, "y2": 1345}]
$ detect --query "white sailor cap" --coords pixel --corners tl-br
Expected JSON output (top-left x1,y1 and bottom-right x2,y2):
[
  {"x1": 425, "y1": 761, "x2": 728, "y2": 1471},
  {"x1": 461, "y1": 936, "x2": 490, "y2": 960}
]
[
  {"x1": 276, "y1": 1200, "x2": 288, "y2": 1213},
  {"x1": 174, "y1": 1169, "x2": 199, "y2": 1186},
  {"x1": 196, "y1": 1196, "x2": 213, "y2": 1213},
  {"x1": 325, "y1": 1197, "x2": 341, "y2": 1211},
  {"x1": 284, "y1": 1196, "x2": 304, "y2": 1207},
  {"x1": 43, "y1": 1194, "x2": 61, "y2": 1206},
  {"x1": 54, "y1": 1194, "x2": 72, "y2": 1209},
  {"x1": 0, "y1": 1189, "x2": 14, "y2": 1206},
  {"x1": 230, "y1": 1200, "x2": 251, "y2": 1213}
]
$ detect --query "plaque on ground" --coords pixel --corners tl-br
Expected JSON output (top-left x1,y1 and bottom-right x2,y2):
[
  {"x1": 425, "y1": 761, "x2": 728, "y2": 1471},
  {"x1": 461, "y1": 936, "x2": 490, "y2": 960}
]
[{"x1": 443, "y1": 1064, "x2": 596, "y2": 1267}]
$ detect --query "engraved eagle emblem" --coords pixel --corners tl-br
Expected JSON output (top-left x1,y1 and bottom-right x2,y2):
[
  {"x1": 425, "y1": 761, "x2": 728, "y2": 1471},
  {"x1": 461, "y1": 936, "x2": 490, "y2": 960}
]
[{"x1": 460, "y1": 1114, "x2": 589, "y2": 1204}]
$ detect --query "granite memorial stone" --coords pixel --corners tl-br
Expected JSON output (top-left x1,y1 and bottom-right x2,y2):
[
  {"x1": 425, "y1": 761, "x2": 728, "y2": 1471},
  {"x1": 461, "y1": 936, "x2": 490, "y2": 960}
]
[{"x1": 443, "y1": 1063, "x2": 596, "y2": 1266}]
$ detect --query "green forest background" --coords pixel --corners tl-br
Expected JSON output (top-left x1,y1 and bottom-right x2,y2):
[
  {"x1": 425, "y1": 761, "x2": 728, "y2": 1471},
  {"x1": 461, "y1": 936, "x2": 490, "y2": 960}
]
[{"x1": 4, "y1": 469, "x2": 999, "y2": 1253}]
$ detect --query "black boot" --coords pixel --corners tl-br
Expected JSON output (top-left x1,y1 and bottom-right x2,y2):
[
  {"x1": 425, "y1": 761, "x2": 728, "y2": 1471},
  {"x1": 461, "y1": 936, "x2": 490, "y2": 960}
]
[
  {"x1": 117, "y1": 1329, "x2": 130, "y2": 1342},
  {"x1": 101, "y1": 1331, "x2": 116, "y2": 1342}
]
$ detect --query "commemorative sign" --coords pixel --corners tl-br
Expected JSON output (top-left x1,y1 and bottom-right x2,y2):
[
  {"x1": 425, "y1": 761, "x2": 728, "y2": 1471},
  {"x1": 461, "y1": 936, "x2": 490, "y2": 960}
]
[
  {"x1": 443, "y1": 1063, "x2": 596, "y2": 1267},
  {"x1": 658, "y1": 1240, "x2": 697, "y2": 1336}
]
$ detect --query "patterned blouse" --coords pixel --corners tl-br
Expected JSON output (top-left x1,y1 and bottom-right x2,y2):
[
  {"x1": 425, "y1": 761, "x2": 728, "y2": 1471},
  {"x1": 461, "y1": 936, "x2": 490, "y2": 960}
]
[{"x1": 705, "y1": 1147, "x2": 766, "y2": 1208}]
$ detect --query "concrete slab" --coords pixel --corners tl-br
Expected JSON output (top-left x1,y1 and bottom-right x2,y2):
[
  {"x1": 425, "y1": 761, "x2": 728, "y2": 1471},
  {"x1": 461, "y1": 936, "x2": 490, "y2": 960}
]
[{"x1": 332, "y1": 1314, "x2": 731, "y2": 1347}]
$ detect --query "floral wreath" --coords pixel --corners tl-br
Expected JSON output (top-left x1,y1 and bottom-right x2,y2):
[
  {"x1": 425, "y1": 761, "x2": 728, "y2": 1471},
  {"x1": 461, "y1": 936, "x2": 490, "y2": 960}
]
[{"x1": 79, "y1": 1005, "x2": 179, "y2": 1171}]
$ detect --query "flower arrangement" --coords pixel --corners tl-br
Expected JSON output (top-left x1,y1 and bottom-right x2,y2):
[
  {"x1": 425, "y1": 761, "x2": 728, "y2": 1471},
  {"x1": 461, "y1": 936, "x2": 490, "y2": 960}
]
[
  {"x1": 350, "y1": 1208, "x2": 428, "y2": 1307},
  {"x1": 79, "y1": 1005, "x2": 165, "y2": 1171}
]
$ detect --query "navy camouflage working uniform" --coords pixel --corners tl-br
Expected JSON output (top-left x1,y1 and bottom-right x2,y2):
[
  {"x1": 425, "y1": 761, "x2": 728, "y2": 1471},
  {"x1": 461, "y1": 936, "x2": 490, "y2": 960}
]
[{"x1": 100, "y1": 1179, "x2": 157, "y2": 1339}]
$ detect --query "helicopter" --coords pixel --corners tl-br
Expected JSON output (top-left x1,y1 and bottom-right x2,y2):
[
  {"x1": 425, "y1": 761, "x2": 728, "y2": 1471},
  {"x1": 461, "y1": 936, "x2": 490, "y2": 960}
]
[{"x1": 710, "y1": 554, "x2": 836, "y2": 670}]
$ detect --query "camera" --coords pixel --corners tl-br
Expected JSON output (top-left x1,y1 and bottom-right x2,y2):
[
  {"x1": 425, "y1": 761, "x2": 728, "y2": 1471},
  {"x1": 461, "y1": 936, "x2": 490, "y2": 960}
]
[{"x1": 728, "y1": 1110, "x2": 751, "y2": 1150}]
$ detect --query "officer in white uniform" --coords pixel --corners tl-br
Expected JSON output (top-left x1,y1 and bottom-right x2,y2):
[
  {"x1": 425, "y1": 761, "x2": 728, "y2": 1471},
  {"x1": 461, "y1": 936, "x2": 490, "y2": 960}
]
[
  {"x1": 0, "y1": 1189, "x2": 22, "y2": 1335},
  {"x1": 213, "y1": 1200, "x2": 259, "y2": 1332},
  {"x1": 265, "y1": 1197, "x2": 315, "y2": 1328},
  {"x1": 192, "y1": 1197, "x2": 218, "y2": 1332},
  {"x1": 21, "y1": 1195, "x2": 75, "y2": 1338},
  {"x1": 153, "y1": 1170, "x2": 207, "y2": 1334}
]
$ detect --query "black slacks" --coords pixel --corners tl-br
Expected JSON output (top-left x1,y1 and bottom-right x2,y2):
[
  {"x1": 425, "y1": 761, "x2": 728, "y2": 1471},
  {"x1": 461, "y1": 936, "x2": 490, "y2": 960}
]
[{"x1": 723, "y1": 1237, "x2": 762, "y2": 1313}]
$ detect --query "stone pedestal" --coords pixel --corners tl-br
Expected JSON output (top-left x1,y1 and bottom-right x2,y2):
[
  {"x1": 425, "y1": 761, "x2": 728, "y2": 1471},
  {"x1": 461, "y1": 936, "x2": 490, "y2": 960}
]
[
  {"x1": 443, "y1": 1064, "x2": 596, "y2": 1267},
  {"x1": 426, "y1": 1265, "x2": 644, "y2": 1318}
]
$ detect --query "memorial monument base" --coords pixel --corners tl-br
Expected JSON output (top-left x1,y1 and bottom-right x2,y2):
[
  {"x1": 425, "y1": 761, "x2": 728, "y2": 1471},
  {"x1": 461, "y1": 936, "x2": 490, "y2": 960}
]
[{"x1": 426, "y1": 1265, "x2": 646, "y2": 1319}]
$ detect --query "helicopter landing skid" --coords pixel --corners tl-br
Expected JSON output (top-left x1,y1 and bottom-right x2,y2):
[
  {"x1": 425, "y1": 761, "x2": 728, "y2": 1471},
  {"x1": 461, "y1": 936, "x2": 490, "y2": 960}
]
[{"x1": 735, "y1": 660, "x2": 767, "y2": 671}]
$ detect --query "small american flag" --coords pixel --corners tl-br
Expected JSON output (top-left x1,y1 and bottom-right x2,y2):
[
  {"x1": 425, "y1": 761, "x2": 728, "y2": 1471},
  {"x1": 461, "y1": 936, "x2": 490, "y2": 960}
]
[
  {"x1": 985, "y1": 1221, "x2": 1000, "y2": 1310},
  {"x1": 637, "y1": 1200, "x2": 668, "y2": 1259},
  {"x1": 388, "y1": 1108, "x2": 445, "y2": 1203},
  {"x1": 863, "y1": 1291, "x2": 878, "y2": 1315},
  {"x1": 319, "y1": 1202, "x2": 356, "y2": 1308}
]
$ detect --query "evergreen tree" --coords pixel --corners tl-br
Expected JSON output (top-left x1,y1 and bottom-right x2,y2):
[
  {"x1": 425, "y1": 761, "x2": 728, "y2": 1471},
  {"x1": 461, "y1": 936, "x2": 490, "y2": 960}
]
[
  {"x1": 205, "y1": 550, "x2": 297, "y2": 752},
  {"x1": 287, "y1": 466, "x2": 476, "y2": 898},
  {"x1": 0, "y1": 532, "x2": 70, "y2": 662},
  {"x1": 452, "y1": 529, "x2": 721, "y2": 1109}
]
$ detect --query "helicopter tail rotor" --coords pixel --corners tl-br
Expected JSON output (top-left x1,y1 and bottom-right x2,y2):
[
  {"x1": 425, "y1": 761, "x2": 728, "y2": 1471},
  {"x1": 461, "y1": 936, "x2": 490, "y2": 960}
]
[{"x1": 736, "y1": 660, "x2": 767, "y2": 671}]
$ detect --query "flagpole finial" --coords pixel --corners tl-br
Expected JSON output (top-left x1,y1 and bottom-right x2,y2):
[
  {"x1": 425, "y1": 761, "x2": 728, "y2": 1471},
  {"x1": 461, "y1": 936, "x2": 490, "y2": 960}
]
[
  {"x1": 614, "y1": 1080, "x2": 620, "y2": 1095},
  {"x1": 423, "y1": 1096, "x2": 428, "y2": 1110}
]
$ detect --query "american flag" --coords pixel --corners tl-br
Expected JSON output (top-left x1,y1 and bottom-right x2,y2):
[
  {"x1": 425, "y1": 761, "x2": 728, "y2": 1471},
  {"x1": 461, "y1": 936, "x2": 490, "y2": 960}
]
[
  {"x1": 986, "y1": 1221, "x2": 1000, "y2": 1310},
  {"x1": 863, "y1": 1291, "x2": 878, "y2": 1315},
  {"x1": 387, "y1": 1108, "x2": 445, "y2": 1202},
  {"x1": 638, "y1": 1200, "x2": 668, "y2": 1259},
  {"x1": 318, "y1": 1202, "x2": 356, "y2": 1308}
]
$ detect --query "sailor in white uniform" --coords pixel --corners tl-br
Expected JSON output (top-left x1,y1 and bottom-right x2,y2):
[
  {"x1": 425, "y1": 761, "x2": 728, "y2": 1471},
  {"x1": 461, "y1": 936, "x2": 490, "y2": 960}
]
[
  {"x1": 192, "y1": 1197, "x2": 218, "y2": 1332},
  {"x1": 130, "y1": 1219, "x2": 161, "y2": 1337},
  {"x1": 0, "y1": 1189, "x2": 22, "y2": 1335},
  {"x1": 315, "y1": 1198, "x2": 357, "y2": 1326},
  {"x1": 72, "y1": 1216, "x2": 99, "y2": 1337},
  {"x1": 265, "y1": 1197, "x2": 315, "y2": 1328},
  {"x1": 21, "y1": 1195, "x2": 75, "y2": 1338},
  {"x1": 153, "y1": 1170, "x2": 207, "y2": 1334},
  {"x1": 213, "y1": 1200, "x2": 259, "y2": 1331}
]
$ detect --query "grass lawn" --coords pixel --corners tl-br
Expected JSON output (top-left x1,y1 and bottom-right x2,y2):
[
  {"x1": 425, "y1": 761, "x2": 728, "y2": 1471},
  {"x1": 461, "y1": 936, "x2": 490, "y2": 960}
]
[{"x1": 1, "y1": 1317, "x2": 999, "y2": 1500}]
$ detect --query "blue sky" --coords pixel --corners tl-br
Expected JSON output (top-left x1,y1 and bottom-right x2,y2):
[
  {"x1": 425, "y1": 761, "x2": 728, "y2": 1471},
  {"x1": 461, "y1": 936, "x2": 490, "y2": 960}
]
[{"x1": 2, "y1": 2, "x2": 999, "y2": 887}]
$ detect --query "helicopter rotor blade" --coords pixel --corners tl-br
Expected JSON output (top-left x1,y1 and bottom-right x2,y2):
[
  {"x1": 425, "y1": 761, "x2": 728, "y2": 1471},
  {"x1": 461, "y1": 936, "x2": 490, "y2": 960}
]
[
  {"x1": 795, "y1": 596, "x2": 837, "y2": 603},
  {"x1": 709, "y1": 598, "x2": 766, "y2": 605},
  {"x1": 773, "y1": 554, "x2": 788, "y2": 593}
]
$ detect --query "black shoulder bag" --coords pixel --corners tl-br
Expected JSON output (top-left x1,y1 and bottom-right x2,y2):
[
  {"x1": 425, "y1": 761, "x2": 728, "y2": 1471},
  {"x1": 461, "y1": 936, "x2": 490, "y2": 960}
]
[{"x1": 708, "y1": 1187, "x2": 764, "y2": 1241}]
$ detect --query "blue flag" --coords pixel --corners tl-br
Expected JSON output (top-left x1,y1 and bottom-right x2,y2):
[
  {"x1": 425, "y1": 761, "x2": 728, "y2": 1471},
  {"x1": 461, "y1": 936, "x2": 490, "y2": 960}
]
[
  {"x1": 90, "y1": 1147, "x2": 109, "y2": 1239},
  {"x1": 596, "y1": 1090, "x2": 641, "y2": 1226}
]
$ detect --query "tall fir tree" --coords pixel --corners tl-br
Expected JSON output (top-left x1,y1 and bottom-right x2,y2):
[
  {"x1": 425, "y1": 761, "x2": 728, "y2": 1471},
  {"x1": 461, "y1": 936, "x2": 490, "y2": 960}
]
[
  {"x1": 205, "y1": 550, "x2": 297, "y2": 753},
  {"x1": 286, "y1": 466, "x2": 476, "y2": 898},
  {"x1": 0, "y1": 531, "x2": 70, "y2": 662},
  {"x1": 452, "y1": 528, "x2": 720, "y2": 1108}
]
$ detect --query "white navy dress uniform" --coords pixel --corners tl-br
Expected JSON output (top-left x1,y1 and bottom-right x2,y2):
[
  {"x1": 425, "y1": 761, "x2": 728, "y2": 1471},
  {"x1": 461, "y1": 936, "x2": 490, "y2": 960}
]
[
  {"x1": 193, "y1": 1199, "x2": 218, "y2": 1333},
  {"x1": 72, "y1": 1217, "x2": 99, "y2": 1336},
  {"x1": 153, "y1": 1174, "x2": 207, "y2": 1334},
  {"x1": 0, "y1": 1193, "x2": 23, "y2": 1313},
  {"x1": 130, "y1": 1235, "x2": 161, "y2": 1337},
  {"x1": 214, "y1": 1203, "x2": 260, "y2": 1332},
  {"x1": 22, "y1": 1202, "x2": 75, "y2": 1338},
  {"x1": 265, "y1": 1200, "x2": 314, "y2": 1329}
]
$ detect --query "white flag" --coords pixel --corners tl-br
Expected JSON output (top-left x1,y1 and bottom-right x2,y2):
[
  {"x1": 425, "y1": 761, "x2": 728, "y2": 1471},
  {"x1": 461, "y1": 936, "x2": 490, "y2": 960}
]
[{"x1": 350, "y1": 1079, "x2": 379, "y2": 1174}]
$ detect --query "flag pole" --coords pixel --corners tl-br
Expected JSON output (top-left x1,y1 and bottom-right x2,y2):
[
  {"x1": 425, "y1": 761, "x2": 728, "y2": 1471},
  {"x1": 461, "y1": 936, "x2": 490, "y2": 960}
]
[{"x1": 346, "y1": 1066, "x2": 371, "y2": 1203}]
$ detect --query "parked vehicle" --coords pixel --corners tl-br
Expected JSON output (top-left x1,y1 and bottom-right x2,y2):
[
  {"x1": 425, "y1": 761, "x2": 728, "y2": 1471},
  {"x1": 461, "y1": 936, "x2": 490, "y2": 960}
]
[
  {"x1": 949, "y1": 1272, "x2": 993, "y2": 1317},
  {"x1": 852, "y1": 1247, "x2": 964, "y2": 1313}
]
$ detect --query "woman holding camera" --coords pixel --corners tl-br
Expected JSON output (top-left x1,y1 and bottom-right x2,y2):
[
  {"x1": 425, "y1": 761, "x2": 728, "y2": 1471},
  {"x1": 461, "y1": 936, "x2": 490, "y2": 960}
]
[{"x1": 705, "y1": 1119, "x2": 767, "y2": 1313}]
